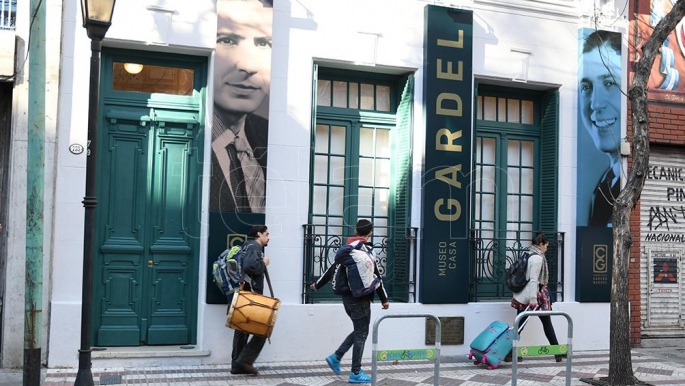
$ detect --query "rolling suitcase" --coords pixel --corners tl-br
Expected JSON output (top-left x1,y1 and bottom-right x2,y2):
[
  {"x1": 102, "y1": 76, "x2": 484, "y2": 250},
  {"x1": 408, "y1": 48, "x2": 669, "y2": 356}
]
[
  {"x1": 468, "y1": 307, "x2": 535, "y2": 369},
  {"x1": 468, "y1": 320, "x2": 513, "y2": 369}
]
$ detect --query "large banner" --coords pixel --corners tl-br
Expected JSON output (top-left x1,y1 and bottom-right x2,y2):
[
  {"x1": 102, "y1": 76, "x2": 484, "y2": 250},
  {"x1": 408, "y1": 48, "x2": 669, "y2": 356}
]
[
  {"x1": 207, "y1": 0, "x2": 273, "y2": 304},
  {"x1": 575, "y1": 28, "x2": 621, "y2": 301},
  {"x1": 632, "y1": 0, "x2": 685, "y2": 103},
  {"x1": 420, "y1": 5, "x2": 473, "y2": 304}
]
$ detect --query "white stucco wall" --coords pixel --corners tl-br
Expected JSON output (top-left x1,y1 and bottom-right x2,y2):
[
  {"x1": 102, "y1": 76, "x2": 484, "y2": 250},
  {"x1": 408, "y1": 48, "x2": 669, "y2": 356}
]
[{"x1": 37, "y1": 0, "x2": 624, "y2": 369}]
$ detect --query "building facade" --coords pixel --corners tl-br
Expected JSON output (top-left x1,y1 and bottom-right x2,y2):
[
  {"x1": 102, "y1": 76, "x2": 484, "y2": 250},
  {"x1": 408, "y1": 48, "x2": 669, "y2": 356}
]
[
  {"x1": 0, "y1": 0, "x2": 633, "y2": 369},
  {"x1": 629, "y1": 0, "x2": 685, "y2": 347}
]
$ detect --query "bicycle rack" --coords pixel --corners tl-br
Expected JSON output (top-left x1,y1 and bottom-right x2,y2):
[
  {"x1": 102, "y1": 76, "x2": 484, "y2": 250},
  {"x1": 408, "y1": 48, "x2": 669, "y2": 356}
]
[
  {"x1": 371, "y1": 314, "x2": 441, "y2": 386},
  {"x1": 511, "y1": 310, "x2": 573, "y2": 386}
]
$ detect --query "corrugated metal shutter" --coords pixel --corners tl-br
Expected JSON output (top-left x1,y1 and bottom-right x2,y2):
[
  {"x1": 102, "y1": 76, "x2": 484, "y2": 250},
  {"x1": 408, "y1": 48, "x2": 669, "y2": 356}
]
[{"x1": 640, "y1": 146, "x2": 685, "y2": 332}]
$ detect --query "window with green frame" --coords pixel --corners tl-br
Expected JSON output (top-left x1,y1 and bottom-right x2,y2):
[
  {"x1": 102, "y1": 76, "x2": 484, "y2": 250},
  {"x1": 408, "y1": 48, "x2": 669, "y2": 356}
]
[
  {"x1": 471, "y1": 84, "x2": 558, "y2": 301},
  {"x1": 305, "y1": 67, "x2": 413, "y2": 303}
]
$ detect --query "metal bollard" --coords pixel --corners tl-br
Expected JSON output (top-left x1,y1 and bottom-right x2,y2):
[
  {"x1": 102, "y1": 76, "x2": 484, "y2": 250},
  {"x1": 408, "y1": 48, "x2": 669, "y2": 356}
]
[
  {"x1": 511, "y1": 310, "x2": 573, "y2": 386},
  {"x1": 371, "y1": 314, "x2": 441, "y2": 386}
]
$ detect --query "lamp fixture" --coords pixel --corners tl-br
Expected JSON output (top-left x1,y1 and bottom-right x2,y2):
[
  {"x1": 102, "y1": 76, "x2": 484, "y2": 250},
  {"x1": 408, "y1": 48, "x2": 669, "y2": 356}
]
[
  {"x1": 80, "y1": 0, "x2": 116, "y2": 40},
  {"x1": 123, "y1": 63, "x2": 144, "y2": 75}
]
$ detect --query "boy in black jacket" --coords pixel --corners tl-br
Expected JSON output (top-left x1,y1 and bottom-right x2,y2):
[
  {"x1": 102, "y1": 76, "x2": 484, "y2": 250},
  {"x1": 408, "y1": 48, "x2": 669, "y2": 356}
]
[
  {"x1": 310, "y1": 219, "x2": 389, "y2": 383},
  {"x1": 230, "y1": 225, "x2": 271, "y2": 376}
]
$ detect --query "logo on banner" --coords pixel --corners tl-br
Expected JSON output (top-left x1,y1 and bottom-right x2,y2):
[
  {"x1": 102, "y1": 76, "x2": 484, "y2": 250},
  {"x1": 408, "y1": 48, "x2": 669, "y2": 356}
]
[
  {"x1": 227, "y1": 233, "x2": 248, "y2": 249},
  {"x1": 593, "y1": 244, "x2": 608, "y2": 273}
]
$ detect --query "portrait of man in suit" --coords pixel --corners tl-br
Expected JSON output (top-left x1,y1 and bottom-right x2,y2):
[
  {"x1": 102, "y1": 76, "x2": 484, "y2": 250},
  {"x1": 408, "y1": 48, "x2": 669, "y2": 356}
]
[
  {"x1": 210, "y1": 0, "x2": 272, "y2": 214},
  {"x1": 578, "y1": 30, "x2": 622, "y2": 227}
]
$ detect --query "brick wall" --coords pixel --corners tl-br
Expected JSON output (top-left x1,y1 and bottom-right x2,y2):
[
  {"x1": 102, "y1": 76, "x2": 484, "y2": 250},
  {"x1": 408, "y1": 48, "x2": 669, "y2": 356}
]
[{"x1": 647, "y1": 105, "x2": 685, "y2": 145}]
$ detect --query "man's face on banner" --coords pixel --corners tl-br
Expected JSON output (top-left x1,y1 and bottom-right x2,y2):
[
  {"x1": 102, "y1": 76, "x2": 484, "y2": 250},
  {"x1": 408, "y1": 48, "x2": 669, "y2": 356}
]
[
  {"x1": 580, "y1": 41, "x2": 622, "y2": 156},
  {"x1": 214, "y1": 0, "x2": 272, "y2": 115}
]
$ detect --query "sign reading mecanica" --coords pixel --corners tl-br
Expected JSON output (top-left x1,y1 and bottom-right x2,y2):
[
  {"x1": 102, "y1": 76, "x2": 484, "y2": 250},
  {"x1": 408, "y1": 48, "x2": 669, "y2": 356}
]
[{"x1": 420, "y1": 5, "x2": 473, "y2": 304}]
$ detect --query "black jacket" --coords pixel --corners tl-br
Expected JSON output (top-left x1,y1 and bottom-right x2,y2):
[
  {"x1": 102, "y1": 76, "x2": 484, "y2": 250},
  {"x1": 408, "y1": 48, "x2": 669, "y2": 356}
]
[
  {"x1": 209, "y1": 113, "x2": 268, "y2": 213},
  {"x1": 240, "y1": 239, "x2": 267, "y2": 294},
  {"x1": 589, "y1": 168, "x2": 620, "y2": 227}
]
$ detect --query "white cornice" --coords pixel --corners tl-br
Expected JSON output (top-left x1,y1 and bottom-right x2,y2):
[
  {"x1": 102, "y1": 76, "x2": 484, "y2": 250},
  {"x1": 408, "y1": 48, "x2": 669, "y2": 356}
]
[{"x1": 474, "y1": 0, "x2": 581, "y2": 21}]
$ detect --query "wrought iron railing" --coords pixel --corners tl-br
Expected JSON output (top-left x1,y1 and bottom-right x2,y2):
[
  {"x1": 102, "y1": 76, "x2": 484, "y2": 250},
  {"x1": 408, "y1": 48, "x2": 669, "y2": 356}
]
[
  {"x1": 469, "y1": 230, "x2": 565, "y2": 302},
  {"x1": 302, "y1": 224, "x2": 418, "y2": 303},
  {"x1": 0, "y1": 0, "x2": 15, "y2": 30}
]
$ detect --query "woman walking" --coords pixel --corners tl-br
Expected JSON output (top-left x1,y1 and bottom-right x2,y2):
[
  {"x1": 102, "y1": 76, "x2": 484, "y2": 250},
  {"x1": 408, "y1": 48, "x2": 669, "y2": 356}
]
[{"x1": 511, "y1": 232, "x2": 564, "y2": 362}]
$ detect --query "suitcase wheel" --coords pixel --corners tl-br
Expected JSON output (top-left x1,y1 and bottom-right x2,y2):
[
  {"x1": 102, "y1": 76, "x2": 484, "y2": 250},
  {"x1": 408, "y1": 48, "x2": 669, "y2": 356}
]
[{"x1": 473, "y1": 360, "x2": 480, "y2": 365}]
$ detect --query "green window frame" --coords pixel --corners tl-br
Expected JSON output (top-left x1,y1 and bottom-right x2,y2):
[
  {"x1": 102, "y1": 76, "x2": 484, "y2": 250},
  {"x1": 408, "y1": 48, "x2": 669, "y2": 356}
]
[
  {"x1": 471, "y1": 84, "x2": 559, "y2": 301},
  {"x1": 305, "y1": 67, "x2": 414, "y2": 303}
]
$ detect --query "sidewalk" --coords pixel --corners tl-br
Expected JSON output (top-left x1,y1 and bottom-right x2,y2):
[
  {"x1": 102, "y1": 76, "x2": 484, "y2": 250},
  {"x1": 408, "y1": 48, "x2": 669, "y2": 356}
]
[{"x1": 2, "y1": 348, "x2": 684, "y2": 385}]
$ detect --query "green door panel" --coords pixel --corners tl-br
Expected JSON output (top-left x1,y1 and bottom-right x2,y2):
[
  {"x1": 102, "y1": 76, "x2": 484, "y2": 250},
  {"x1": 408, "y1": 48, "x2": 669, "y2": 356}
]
[
  {"x1": 95, "y1": 110, "x2": 200, "y2": 346},
  {"x1": 145, "y1": 120, "x2": 196, "y2": 345},
  {"x1": 94, "y1": 50, "x2": 205, "y2": 346},
  {"x1": 95, "y1": 112, "x2": 150, "y2": 346}
]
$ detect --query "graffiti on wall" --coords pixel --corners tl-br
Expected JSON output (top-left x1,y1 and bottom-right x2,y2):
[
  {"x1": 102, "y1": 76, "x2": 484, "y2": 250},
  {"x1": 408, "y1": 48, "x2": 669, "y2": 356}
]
[
  {"x1": 632, "y1": 0, "x2": 685, "y2": 103},
  {"x1": 645, "y1": 165, "x2": 685, "y2": 242}
]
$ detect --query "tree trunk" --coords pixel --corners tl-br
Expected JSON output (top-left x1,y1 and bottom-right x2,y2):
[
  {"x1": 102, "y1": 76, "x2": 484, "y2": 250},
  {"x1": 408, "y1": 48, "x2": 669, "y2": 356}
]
[{"x1": 609, "y1": 1, "x2": 685, "y2": 384}]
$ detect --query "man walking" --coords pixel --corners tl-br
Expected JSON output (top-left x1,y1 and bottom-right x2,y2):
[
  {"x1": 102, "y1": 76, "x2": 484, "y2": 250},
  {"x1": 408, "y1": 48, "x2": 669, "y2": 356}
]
[
  {"x1": 230, "y1": 225, "x2": 271, "y2": 375},
  {"x1": 310, "y1": 219, "x2": 389, "y2": 383}
]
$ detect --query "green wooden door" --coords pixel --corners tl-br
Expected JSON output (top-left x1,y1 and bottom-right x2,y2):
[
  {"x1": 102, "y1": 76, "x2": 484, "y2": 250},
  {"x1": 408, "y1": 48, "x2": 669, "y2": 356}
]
[{"x1": 93, "y1": 51, "x2": 205, "y2": 346}]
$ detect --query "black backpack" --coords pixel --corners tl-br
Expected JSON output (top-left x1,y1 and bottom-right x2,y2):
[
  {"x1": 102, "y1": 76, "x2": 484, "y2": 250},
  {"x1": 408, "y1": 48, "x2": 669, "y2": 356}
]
[{"x1": 506, "y1": 252, "x2": 531, "y2": 293}]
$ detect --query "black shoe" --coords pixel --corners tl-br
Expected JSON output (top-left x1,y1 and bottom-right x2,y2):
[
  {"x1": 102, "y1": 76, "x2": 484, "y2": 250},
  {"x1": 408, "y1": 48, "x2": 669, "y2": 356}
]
[
  {"x1": 230, "y1": 364, "x2": 251, "y2": 375},
  {"x1": 237, "y1": 361, "x2": 259, "y2": 375},
  {"x1": 555, "y1": 354, "x2": 566, "y2": 363}
]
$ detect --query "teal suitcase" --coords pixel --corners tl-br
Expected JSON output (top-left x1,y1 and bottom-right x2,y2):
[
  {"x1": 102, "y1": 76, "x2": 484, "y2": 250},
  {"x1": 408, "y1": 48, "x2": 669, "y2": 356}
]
[{"x1": 468, "y1": 321, "x2": 512, "y2": 369}]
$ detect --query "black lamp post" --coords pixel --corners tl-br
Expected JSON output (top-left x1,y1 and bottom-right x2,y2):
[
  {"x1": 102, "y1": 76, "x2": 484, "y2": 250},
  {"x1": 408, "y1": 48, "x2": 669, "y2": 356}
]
[{"x1": 75, "y1": 1, "x2": 115, "y2": 385}]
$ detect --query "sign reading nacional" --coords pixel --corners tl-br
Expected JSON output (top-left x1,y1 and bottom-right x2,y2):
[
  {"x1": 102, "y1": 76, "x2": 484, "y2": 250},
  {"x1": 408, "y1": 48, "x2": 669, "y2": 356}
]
[
  {"x1": 644, "y1": 164, "x2": 685, "y2": 243},
  {"x1": 420, "y1": 5, "x2": 473, "y2": 304}
]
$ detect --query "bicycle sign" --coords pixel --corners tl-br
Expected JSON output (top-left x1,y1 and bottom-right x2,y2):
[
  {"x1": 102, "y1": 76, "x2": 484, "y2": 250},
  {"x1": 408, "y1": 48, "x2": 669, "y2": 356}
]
[
  {"x1": 377, "y1": 349, "x2": 436, "y2": 361},
  {"x1": 518, "y1": 344, "x2": 568, "y2": 357}
]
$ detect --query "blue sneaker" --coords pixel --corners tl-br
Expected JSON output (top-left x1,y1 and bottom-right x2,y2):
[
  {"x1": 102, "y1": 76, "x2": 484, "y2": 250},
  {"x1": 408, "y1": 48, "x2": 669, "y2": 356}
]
[
  {"x1": 325, "y1": 354, "x2": 341, "y2": 375},
  {"x1": 348, "y1": 370, "x2": 371, "y2": 383}
]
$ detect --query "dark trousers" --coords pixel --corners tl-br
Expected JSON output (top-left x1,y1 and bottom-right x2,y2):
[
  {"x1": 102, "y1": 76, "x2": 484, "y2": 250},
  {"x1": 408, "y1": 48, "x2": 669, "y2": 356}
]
[
  {"x1": 516, "y1": 309, "x2": 559, "y2": 345},
  {"x1": 335, "y1": 294, "x2": 371, "y2": 374},
  {"x1": 228, "y1": 292, "x2": 266, "y2": 368},
  {"x1": 232, "y1": 330, "x2": 266, "y2": 367}
]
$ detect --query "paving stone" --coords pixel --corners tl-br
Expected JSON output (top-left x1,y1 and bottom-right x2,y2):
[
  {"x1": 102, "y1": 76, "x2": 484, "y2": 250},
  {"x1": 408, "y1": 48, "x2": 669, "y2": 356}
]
[{"x1": 35, "y1": 349, "x2": 685, "y2": 386}]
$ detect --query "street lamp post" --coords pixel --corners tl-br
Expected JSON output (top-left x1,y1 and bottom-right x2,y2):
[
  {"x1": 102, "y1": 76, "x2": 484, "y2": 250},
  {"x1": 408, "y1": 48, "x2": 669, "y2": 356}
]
[{"x1": 75, "y1": 1, "x2": 115, "y2": 385}]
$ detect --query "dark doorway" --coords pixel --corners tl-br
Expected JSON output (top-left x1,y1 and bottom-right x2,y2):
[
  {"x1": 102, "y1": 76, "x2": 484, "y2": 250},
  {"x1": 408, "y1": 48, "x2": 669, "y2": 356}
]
[{"x1": 0, "y1": 82, "x2": 13, "y2": 357}]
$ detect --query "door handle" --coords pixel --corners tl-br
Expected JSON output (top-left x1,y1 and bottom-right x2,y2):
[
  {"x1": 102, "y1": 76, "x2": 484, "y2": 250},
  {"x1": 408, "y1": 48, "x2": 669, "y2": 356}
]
[{"x1": 148, "y1": 260, "x2": 154, "y2": 267}]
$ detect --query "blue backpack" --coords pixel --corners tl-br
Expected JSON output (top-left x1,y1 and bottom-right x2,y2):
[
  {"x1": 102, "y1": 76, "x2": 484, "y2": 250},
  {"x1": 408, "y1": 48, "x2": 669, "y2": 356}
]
[{"x1": 212, "y1": 245, "x2": 246, "y2": 295}]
